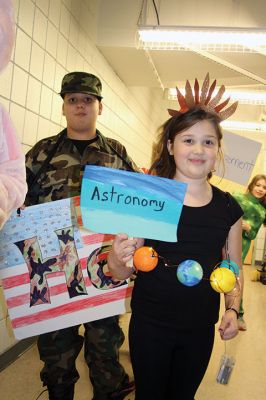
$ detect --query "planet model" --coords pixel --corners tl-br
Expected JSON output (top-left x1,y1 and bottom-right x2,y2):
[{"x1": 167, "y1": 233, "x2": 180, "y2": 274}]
[{"x1": 176, "y1": 260, "x2": 203, "y2": 287}]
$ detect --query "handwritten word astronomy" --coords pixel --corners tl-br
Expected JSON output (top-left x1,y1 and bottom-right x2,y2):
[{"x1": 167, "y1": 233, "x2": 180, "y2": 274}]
[{"x1": 90, "y1": 185, "x2": 165, "y2": 212}]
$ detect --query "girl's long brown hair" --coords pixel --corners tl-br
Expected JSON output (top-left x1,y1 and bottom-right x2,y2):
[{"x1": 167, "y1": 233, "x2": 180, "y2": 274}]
[{"x1": 149, "y1": 108, "x2": 223, "y2": 179}]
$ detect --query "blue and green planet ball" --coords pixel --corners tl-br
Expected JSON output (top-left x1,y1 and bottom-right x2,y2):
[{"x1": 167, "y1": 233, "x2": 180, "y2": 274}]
[{"x1": 176, "y1": 260, "x2": 203, "y2": 287}]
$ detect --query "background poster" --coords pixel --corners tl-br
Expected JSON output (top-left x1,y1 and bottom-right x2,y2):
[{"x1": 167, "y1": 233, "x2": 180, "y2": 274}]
[
  {"x1": 81, "y1": 166, "x2": 187, "y2": 242},
  {"x1": 0, "y1": 197, "x2": 132, "y2": 339},
  {"x1": 215, "y1": 130, "x2": 262, "y2": 185}
]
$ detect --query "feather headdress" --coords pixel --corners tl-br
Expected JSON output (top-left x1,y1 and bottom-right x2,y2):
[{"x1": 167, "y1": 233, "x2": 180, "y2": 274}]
[{"x1": 168, "y1": 73, "x2": 238, "y2": 121}]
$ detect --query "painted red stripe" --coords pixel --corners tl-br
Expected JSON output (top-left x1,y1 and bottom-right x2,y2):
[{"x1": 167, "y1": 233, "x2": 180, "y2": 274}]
[
  {"x1": 80, "y1": 258, "x2": 87, "y2": 268},
  {"x1": 3, "y1": 258, "x2": 88, "y2": 289},
  {"x1": 82, "y1": 233, "x2": 114, "y2": 245},
  {"x1": 73, "y1": 196, "x2": 80, "y2": 207},
  {"x1": 77, "y1": 216, "x2": 83, "y2": 226},
  {"x1": 3, "y1": 273, "x2": 30, "y2": 289},
  {"x1": 12, "y1": 285, "x2": 133, "y2": 328},
  {"x1": 7, "y1": 277, "x2": 92, "y2": 308}
]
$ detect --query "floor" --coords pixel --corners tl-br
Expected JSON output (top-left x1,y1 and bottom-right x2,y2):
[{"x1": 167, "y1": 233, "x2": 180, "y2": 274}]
[{"x1": 0, "y1": 264, "x2": 265, "y2": 400}]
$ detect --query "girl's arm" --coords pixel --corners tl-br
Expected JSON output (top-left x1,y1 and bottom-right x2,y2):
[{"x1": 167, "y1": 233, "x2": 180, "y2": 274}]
[
  {"x1": 108, "y1": 234, "x2": 144, "y2": 280},
  {"x1": 219, "y1": 217, "x2": 243, "y2": 340}
]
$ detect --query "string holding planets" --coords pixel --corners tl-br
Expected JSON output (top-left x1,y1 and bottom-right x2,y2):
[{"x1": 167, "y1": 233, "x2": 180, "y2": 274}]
[{"x1": 133, "y1": 246, "x2": 240, "y2": 294}]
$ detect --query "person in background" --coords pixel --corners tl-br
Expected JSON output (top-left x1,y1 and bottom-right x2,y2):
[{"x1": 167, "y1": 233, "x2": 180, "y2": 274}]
[
  {"x1": 25, "y1": 71, "x2": 137, "y2": 400},
  {"x1": 0, "y1": 0, "x2": 27, "y2": 229},
  {"x1": 0, "y1": 106, "x2": 27, "y2": 229},
  {"x1": 107, "y1": 74, "x2": 244, "y2": 400},
  {"x1": 232, "y1": 174, "x2": 266, "y2": 331}
]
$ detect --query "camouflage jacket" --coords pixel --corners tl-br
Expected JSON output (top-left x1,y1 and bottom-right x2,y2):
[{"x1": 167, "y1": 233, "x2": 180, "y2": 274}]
[{"x1": 25, "y1": 129, "x2": 138, "y2": 206}]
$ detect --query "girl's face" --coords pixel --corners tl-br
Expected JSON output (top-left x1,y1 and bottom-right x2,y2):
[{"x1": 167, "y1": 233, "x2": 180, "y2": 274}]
[
  {"x1": 251, "y1": 179, "x2": 266, "y2": 200},
  {"x1": 167, "y1": 120, "x2": 219, "y2": 182}
]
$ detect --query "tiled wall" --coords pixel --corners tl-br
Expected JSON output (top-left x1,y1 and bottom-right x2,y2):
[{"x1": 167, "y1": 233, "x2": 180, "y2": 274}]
[
  {"x1": 0, "y1": 0, "x2": 166, "y2": 162},
  {"x1": 0, "y1": 0, "x2": 166, "y2": 355}
]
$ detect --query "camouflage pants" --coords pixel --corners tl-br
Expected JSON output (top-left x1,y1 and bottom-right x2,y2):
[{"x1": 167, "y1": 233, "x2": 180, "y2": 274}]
[{"x1": 38, "y1": 315, "x2": 129, "y2": 400}]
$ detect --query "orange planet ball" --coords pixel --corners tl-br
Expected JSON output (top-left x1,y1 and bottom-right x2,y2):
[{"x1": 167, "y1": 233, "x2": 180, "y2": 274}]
[{"x1": 133, "y1": 246, "x2": 158, "y2": 272}]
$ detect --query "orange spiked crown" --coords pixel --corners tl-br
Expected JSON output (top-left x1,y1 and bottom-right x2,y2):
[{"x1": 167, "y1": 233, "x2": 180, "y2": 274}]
[{"x1": 168, "y1": 73, "x2": 238, "y2": 121}]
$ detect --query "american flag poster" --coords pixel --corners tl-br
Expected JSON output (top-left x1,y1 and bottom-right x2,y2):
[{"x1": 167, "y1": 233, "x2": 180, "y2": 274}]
[{"x1": 0, "y1": 197, "x2": 133, "y2": 339}]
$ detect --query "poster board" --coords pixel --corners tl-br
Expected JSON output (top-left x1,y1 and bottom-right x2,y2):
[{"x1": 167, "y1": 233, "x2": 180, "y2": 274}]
[
  {"x1": 81, "y1": 166, "x2": 187, "y2": 242},
  {"x1": 0, "y1": 197, "x2": 132, "y2": 339},
  {"x1": 215, "y1": 130, "x2": 262, "y2": 185}
]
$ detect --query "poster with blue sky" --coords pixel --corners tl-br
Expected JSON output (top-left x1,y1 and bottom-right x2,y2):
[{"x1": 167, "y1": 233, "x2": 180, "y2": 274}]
[{"x1": 80, "y1": 166, "x2": 187, "y2": 242}]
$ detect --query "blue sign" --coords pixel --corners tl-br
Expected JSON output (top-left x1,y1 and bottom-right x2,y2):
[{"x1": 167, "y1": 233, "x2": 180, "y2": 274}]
[{"x1": 80, "y1": 166, "x2": 187, "y2": 242}]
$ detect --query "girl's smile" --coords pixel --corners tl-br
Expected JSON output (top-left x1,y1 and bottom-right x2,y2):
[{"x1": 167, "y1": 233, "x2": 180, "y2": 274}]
[
  {"x1": 251, "y1": 179, "x2": 266, "y2": 199},
  {"x1": 167, "y1": 120, "x2": 219, "y2": 182}
]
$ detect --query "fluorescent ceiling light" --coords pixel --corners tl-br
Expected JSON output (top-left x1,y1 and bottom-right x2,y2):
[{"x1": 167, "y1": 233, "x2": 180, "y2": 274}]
[
  {"x1": 137, "y1": 26, "x2": 266, "y2": 53},
  {"x1": 221, "y1": 120, "x2": 266, "y2": 132},
  {"x1": 168, "y1": 88, "x2": 266, "y2": 105}
]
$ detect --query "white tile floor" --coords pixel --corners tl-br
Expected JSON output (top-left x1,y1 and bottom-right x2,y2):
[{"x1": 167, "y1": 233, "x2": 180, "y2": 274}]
[{"x1": 0, "y1": 264, "x2": 265, "y2": 400}]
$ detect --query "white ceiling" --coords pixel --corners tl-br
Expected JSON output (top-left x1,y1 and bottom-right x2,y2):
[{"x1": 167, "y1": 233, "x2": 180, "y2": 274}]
[{"x1": 95, "y1": 0, "x2": 266, "y2": 126}]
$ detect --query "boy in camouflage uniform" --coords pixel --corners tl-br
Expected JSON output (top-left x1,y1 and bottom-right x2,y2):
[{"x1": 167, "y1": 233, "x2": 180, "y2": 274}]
[{"x1": 25, "y1": 72, "x2": 137, "y2": 400}]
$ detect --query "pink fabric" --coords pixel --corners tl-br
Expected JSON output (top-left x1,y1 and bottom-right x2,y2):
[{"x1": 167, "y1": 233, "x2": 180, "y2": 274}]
[
  {"x1": 0, "y1": 0, "x2": 15, "y2": 72},
  {"x1": 0, "y1": 105, "x2": 27, "y2": 229},
  {"x1": 0, "y1": 1, "x2": 27, "y2": 229}
]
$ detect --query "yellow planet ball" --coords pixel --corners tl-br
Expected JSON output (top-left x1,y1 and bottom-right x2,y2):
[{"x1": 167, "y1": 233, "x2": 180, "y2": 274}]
[{"x1": 210, "y1": 267, "x2": 236, "y2": 293}]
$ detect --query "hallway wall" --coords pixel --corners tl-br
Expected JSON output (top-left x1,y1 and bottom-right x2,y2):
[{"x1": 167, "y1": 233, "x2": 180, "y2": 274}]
[{"x1": 0, "y1": 0, "x2": 166, "y2": 355}]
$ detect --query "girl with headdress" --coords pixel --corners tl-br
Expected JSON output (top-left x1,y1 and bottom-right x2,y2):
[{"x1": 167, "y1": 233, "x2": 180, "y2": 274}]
[{"x1": 108, "y1": 74, "x2": 244, "y2": 400}]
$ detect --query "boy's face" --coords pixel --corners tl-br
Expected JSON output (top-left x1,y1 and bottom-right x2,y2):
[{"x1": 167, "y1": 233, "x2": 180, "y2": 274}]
[{"x1": 62, "y1": 92, "x2": 102, "y2": 134}]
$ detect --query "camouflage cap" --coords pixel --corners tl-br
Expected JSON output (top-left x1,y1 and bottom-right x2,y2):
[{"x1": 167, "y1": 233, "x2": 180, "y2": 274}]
[{"x1": 59, "y1": 71, "x2": 103, "y2": 99}]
